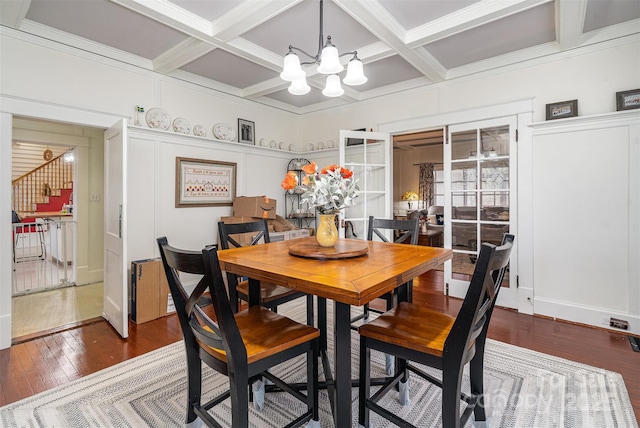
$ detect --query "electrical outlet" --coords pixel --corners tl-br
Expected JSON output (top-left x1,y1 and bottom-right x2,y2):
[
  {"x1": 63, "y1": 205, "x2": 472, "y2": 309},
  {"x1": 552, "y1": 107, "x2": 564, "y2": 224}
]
[
  {"x1": 90, "y1": 193, "x2": 100, "y2": 202},
  {"x1": 609, "y1": 318, "x2": 629, "y2": 330},
  {"x1": 601, "y1": 316, "x2": 610, "y2": 326}
]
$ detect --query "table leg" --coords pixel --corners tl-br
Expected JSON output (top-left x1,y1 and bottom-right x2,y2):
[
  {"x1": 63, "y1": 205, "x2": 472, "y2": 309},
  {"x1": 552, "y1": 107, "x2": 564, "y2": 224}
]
[
  {"x1": 248, "y1": 278, "x2": 260, "y2": 307},
  {"x1": 333, "y1": 301, "x2": 351, "y2": 427}
]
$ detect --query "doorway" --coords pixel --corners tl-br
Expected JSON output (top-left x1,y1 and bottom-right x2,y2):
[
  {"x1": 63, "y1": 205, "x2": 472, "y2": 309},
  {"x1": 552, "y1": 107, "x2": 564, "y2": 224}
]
[{"x1": 10, "y1": 117, "x2": 105, "y2": 341}]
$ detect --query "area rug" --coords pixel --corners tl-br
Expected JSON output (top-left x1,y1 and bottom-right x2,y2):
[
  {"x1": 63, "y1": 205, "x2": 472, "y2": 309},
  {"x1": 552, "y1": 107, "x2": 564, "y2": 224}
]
[{"x1": 1, "y1": 303, "x2": 637, "y2": 428}]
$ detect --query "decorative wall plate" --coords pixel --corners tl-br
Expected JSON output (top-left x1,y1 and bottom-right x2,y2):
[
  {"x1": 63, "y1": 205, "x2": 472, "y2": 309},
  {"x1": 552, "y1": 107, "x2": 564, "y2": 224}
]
[
  {"x1": 270, "y1": 140, "x2": 277, "y2": 148},
  {"x1": 259, "y1": 138, "x2": 268, "y2": 147},
  {"x1": 193, "y1": 125, "x2": 206, "y2": 137},
  {"x1": 145, "y1": 108, "x2": 170, "y2": 130},
  {"x1": 326, "y1": 139, "x2": 335, "y2": 149},
  {"x1": 172, "y1": 117, "x2": 191, "y2": 134},
  {"x1": 213, "y1": 123, "x2": 235, "y2": 141},
  {"x1": 316, "y1": 141, "x2": 325, "y2": 150},
  {"x1": 279, "y1": 141, "x2": 286, "y2": 150}
]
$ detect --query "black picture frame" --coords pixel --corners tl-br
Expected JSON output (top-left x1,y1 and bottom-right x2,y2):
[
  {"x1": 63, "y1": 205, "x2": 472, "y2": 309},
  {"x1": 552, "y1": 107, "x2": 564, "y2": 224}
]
[
  {"x1": 238, "y1": 119, "x2": 255, "y2": 145},
  {"x1": 545, "y1": 100, "x2": 578, "y2": 120},
  {"x1": 346, "y1": 128, "x2": 366, "y2": 146},
  {"x1": 616, "y1": 89, "x2": 640, "y2": 111}
]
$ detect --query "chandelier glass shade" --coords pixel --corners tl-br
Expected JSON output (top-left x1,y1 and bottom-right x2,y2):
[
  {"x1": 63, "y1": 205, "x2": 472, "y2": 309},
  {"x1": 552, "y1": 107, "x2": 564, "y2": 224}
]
[{"x1": 280, "y1": 0, "x2": 366, "y2": 96}]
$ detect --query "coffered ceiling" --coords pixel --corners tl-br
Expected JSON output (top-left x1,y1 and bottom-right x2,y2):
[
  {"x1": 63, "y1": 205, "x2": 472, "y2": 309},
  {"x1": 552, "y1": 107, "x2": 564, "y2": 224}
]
[{"x1": 1, "y1": 0, "x2": 639, "y2": 114}]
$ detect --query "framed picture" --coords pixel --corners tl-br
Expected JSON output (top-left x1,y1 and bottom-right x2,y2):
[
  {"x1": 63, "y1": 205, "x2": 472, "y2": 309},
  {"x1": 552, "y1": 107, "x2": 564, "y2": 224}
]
[
  {"x1": 616, "y1": 89, "x2": 640, "y2": 111},
  {"x1": 175, "y1": 157, "x2": 236, "y2": 207},
  {"x1": 546, "y1": 100, "x2": 578, "y2": 120},
  {"x1": 238, "y1": 119, "x2": 255, "y2": 145},
  {"x1": 346, "y1": 128, "x2": 366, "y2": 146}
]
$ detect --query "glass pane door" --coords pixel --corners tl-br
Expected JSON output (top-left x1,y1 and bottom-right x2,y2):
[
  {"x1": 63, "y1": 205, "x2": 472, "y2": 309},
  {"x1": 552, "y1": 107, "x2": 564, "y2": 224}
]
[
  {"x1": 446, "y1": 117, "x2": 517, "y2": 308},
  {"x1": 339, "y1": 130, "x2": 392, "y2": 240}
]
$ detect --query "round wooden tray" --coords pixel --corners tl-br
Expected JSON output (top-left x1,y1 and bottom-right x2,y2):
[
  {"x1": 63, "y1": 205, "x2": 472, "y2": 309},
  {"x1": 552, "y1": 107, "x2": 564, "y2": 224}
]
[{"x1": 288, "y1": 239, "x2": 369, "y2": 260}]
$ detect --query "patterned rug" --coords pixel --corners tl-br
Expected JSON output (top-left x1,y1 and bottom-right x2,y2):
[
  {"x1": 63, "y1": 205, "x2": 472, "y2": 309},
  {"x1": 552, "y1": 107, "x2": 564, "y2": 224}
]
[{"x1": 1, "y1": 302, "x2": 637, "y2": 428}]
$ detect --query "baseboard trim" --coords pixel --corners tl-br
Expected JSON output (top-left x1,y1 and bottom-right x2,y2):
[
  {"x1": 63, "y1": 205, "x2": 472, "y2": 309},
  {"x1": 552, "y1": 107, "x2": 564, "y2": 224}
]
[{"x1": 535, "y1": 297, "x2": 639, "y2": 336}]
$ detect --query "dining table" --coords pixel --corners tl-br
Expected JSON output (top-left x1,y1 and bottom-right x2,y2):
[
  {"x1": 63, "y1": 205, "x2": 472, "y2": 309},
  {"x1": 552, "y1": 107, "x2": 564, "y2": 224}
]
[{"x1": 217, "y1": 236, "x2": 452, "y2": 427}]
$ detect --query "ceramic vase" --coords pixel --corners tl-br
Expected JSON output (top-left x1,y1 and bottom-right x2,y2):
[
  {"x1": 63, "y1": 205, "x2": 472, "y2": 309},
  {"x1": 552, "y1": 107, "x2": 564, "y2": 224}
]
[{"x1": 316, "y1": 213, "x2": 339, "y2": 247}]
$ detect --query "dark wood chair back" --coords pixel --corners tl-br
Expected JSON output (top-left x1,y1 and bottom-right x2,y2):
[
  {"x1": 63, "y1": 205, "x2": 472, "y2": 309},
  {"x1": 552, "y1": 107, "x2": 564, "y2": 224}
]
[
  {"x1": 448, "y1": 233, "x2": 514, "y2": 367},
  {"x1": 217, "y1": 219, "x2": 270, "y2": 249},
  {"x1": 218, "y1": 219, "x2": 310, "y2": 316},
  {"x1": 367, "y1": 215, "x2": 419, "y2": 245}
]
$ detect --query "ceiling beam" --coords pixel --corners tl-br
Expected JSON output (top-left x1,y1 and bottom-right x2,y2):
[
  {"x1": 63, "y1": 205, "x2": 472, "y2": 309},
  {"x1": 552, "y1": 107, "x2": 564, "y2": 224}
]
[
  {"x1": 406, "y1": 0, "x2": 552, "y2": 46},
  {"x1": 333, "y1": 0, "x2": 446, "y2": 82},
  {"x1": 556, "y1": 0, "x2": 588, "y2": 49},
  {"x1": 116, "y1": 0, "x2": 301, "y2": 74},
  {"x1": 0, "y1": 0, "x2": 31, "y2": 27}
]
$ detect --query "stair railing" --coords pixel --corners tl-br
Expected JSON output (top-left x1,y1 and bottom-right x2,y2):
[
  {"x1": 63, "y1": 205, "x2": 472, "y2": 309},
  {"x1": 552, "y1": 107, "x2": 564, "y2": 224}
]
[{"x1": 12, "y1": 151, "x2": 74, "y2": 213}]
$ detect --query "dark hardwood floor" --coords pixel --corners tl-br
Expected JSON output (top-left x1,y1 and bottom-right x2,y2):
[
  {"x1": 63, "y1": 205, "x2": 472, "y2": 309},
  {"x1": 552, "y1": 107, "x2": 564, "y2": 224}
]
[{"x1": 1, "y1": 270, "x2": 638, "y2": 422}]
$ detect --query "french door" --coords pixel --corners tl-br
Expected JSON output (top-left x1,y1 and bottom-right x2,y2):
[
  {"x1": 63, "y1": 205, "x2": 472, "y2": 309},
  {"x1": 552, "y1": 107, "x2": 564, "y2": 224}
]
[
  {"x1": 338, "y1": 130, "x2": 392, "y2": 240},
  {"x1": 445, "y1": 117, "x2": 518, "y2": 308}
]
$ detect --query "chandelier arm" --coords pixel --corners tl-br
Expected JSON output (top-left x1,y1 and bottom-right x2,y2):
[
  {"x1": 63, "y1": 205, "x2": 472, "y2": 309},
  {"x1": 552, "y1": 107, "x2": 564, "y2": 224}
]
[
  {"x1": 339, "y1": 50, "x2": 357, "y2": 58},
  {"x1": 288, "y1": 45, "x2": 320, "y2": 63}
]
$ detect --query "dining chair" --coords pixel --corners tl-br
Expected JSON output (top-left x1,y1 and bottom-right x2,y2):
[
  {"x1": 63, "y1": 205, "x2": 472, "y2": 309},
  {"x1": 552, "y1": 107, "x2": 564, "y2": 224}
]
[
  {"x1": 350, "y1": 216, "x2": 420, "y2": 376},
  {"x1": 218, "y1": 219, "x2": 314, "y2": 325},
  {"x1": 351, "y1": 216, "x2": 419, "y2": 327},
  {"x1": 358, "y1": 233, "x2": 514, "y2": 428},
  {"x1": 157, "y1": 236, "x2": 320, "y2": 428}
]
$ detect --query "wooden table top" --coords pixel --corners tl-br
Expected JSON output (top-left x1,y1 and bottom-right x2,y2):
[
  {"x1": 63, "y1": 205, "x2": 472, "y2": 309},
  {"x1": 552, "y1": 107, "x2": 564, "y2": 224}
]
[{"x1": 218, "y1": 237, "x2": 452, "y2": 306}]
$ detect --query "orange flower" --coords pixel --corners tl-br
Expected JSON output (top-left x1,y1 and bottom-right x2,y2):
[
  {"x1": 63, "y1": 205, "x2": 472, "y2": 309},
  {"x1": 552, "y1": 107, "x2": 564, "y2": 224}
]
[
  {"x1": 320, "y1": 164, "x2": 339, "y2": 175},
  {"x1": 340, "y1": 167, "x2": 353, "y2": 179},
  {"x1": 280, "y1": 171, "x2": 298, "y2": 190},
  {"x1": 302, "y1": 161, "x2": 317, "y2": 175}
]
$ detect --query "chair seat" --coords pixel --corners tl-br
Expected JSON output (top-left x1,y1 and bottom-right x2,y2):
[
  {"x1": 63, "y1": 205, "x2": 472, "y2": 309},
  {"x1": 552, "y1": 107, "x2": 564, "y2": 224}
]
[
  {"x1": 236, "y1": 280, "x2": 301, "y2": 303},
  {"x1": 200, "y1": 305, "x2": 319, "y2": 364},
  {"x1": 358, "y1": 302, "x2": 455, "y2": 357}
]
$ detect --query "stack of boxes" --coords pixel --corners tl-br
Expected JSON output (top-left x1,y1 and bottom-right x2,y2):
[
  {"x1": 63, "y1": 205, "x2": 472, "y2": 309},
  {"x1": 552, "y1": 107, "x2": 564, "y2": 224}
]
[{"x1": 221, "y1": 196, "x2": 310, "y2": 245}]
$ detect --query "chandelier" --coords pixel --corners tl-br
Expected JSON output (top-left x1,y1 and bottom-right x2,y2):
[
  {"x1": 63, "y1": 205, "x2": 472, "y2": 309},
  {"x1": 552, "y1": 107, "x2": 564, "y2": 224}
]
[{"x1": 279, "y1": 0, "x2": 367, "y2": 97}]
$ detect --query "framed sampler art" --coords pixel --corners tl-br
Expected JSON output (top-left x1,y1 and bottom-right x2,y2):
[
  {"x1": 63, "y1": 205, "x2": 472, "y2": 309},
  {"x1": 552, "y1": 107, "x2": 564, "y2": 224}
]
[{"x1": 175, "y1": 157, "x2": 236, "y2": 207}]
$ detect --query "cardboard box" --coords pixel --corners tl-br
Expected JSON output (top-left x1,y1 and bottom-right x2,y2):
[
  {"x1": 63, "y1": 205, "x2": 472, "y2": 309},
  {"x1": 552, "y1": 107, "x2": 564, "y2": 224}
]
[
  {"x1": 220, "y1": 216, "x2": 273, "y2": 246},
  {"x1": 131, "y1": 258, "x2": 174, "y2": 324},
  {"x1": 233, "y1": 196, "x2": 277, "y2": 219},
  {"x1": 266, "y1": 229, "x2": 310, "y2": 242}
]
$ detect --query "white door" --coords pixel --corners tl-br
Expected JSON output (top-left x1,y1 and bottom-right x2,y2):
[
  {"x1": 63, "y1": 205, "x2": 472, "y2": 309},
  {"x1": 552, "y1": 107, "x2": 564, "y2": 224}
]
[
  {"x1": 445, "y1": 117, "x2": 518, "y2": 309},
  {"x1": 338, "y1": 130, "x2": 392, "y2": 240},
  {"x1": 103, "y1": 119, "x2": 128, "y2": 338}
]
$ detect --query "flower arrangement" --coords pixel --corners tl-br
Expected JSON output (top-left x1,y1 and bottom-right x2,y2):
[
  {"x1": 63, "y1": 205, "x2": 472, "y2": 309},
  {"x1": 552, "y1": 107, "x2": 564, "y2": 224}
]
[{"x1": 281, "y1": 161, "x2": 359, "y2": 214}]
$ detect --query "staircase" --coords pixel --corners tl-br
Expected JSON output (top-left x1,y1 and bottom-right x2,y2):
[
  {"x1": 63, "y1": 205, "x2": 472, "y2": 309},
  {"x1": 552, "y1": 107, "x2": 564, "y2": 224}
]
[{"x1": 12, "y1": 151, "x2": 74, "y2": 214}]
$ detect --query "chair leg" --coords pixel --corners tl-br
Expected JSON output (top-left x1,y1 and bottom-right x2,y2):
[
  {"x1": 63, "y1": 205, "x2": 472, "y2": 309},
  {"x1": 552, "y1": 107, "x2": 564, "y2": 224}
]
[
  {"x1": 442, "y1": 362, "x2": 465, "y2": 428},
  {"x1": 229, "y1": 367, "x2": 250, "y2": 427},
  {"x1": 185, "y1": 349, "x2": 202, "y2": 425},
  {"x1": 307, "y1": 342, "x2": 319, "y2": 423},
  {"x1": 470, "y1": 339, "x2": 488, "y2": 422},
  {"x1": 358, "y1": 337, "x2": 371, "y2": 427}
]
